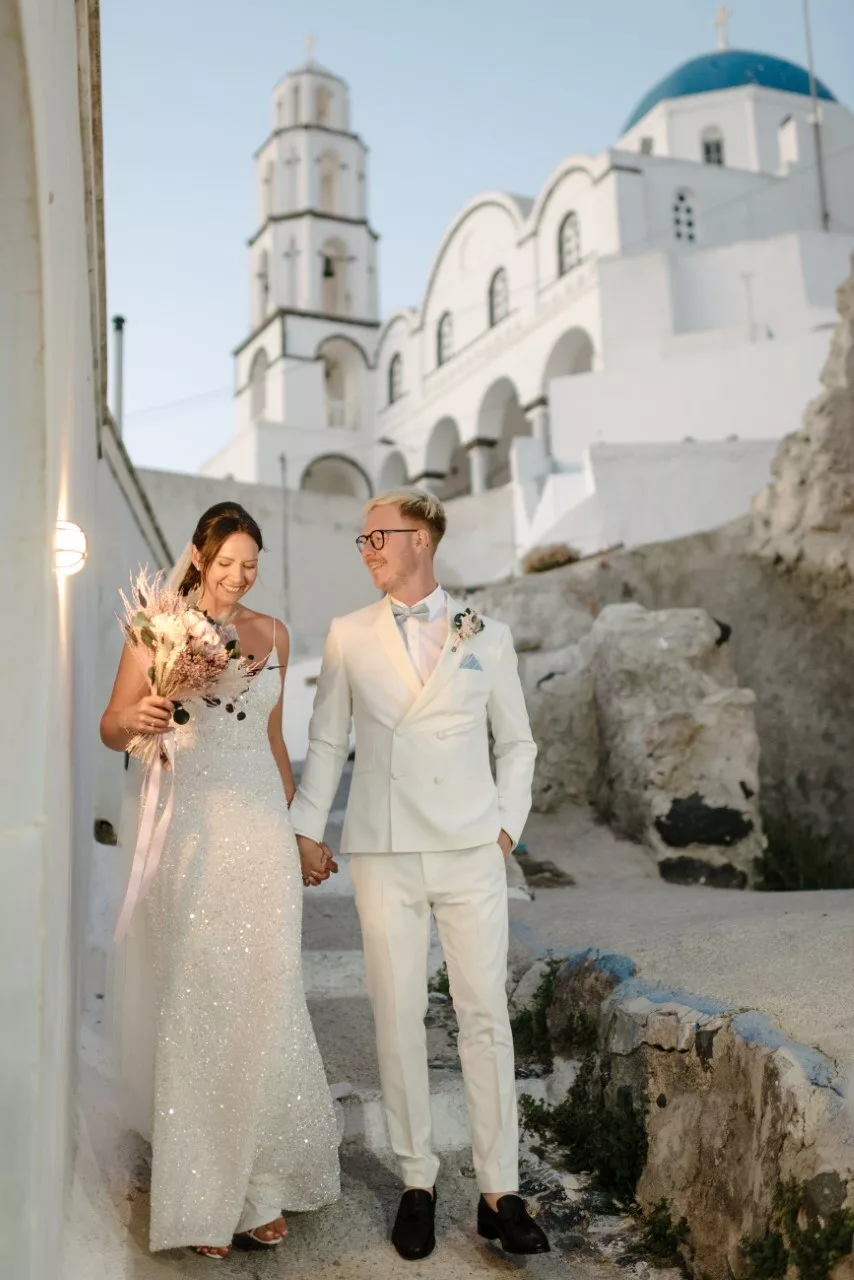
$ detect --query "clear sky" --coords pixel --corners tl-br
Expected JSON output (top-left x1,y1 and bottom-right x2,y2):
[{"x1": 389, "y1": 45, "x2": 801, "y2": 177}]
[{"x1": 100, "y1": 0, "x2": 854, "y2": 475}]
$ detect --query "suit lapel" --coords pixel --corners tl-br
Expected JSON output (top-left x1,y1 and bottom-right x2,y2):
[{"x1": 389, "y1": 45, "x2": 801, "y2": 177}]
[
  {"x1": 401, "y1": 594, "x2": 466, "y2": 721},
  {"x1": 373, "y1": 598, "x2": 423, "y2": 699}
]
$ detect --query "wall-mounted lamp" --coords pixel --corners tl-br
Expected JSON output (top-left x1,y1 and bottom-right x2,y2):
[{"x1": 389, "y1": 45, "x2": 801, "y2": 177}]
[{"x1": 54, "y1": 521, "x2": 88, "y2": 575}]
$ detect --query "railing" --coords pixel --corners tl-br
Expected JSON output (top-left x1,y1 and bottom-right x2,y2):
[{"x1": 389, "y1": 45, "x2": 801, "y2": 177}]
[{"x1": 327, "y1": 398, "x2": 361, "y2": 430}]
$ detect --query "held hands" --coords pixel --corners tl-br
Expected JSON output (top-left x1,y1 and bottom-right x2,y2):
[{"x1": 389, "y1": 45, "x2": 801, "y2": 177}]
[
  {"x1": 122, "y1": 694, "x2": 175, "y2": 737},
  {"x1": 297, "y1": 834, "x2": 339, "y2": 887},
  {"x1": 498, "y1": 829, "x2": 514, "y2": 858}
]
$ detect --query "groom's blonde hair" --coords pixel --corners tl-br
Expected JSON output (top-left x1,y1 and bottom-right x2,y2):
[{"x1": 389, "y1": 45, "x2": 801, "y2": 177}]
[{"x1": 364, "y1": 489, "x2": 447, "y2": 548}]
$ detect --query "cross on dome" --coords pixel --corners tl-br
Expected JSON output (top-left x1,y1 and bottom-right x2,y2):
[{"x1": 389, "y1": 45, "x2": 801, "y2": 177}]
[
  {"x1": 714, "y1": 4, "x2": 733, "y2": 50},
  {"x1": 306, "y1": 33, "x2": 316, "y2": 64}
]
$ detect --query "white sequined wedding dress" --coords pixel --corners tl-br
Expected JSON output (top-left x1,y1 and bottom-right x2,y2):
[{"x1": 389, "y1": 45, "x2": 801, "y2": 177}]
[{"x1": 114, "y1": 657, "x2": 340, "y2": 1253}]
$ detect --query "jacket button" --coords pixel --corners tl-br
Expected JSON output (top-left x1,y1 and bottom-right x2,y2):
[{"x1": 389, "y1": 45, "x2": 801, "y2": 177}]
[
  {"x1": 391, "y1": 771, "x2": 401, "y2": 781},
  {"x1": 434, "y1": 775, "x2": 443, "y2": 784}
]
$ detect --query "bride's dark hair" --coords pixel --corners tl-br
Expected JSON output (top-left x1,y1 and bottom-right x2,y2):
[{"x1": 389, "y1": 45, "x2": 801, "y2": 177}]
[{"x1": 178, "y1": 501, "x2": 264, "y2": 597}]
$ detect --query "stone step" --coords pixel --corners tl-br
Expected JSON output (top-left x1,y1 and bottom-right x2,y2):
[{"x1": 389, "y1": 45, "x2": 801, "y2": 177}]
[
  {"x1": 303, "y1": 945, "x2": 446, "y2": 998},
  {"x1": 333, "y1": 1074, "x2": 551, "y2": 1154}
]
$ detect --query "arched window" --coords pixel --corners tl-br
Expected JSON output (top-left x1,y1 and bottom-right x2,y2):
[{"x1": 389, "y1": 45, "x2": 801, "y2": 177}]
[
  {"x1": 388, "y1": 353, "x2": 403, "y2": 405},
  {"x1": 702, "y1": 126, "x2": 725, "y2": 166},
  {"x1": 558, "y1": 212, "x2": 581, "y2": 276},
  {"x1": 316, "y1": 85, "x2": 331, "y2": 125},
  {"x1": 437, "y1": 312, "x2": 453, "y2": 367},
  {"x1": 249, "y1": 349, "x2": 268, "y2": 420},
  {"x1": 488, "y1": 268, "x2": 509, "y2": 327},
  {"x1": 318, "y1": 150, "x2": 339, "y2": 214},
  {"x1": 673, "y1": 189, "x2": 696, "y2": 243}
]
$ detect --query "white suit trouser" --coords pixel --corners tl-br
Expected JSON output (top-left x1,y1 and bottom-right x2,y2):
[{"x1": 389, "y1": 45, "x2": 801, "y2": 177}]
[{"x1": 350, "y1": 843, "x2": 518, "y2": 1193}]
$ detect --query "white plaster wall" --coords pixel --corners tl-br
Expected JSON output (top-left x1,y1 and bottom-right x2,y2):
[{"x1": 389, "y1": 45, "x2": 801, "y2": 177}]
[
  {"x1": 528, "y1": 438, "x2": 778, "y2": 556},
  {"x1": 548, "y1": 325, "x2": 832, "y2": 466},
  {"x1": 0, "y1": 3, "x2": 149, "y2": 1274},
  {"x1": 93, "y1": 437, "x2": 172, "y2": 832},
  {"x1": 435, "y1": 486, "x2": 518, "y2": 588},
  {"x1": 671, "y1": 231, "x2": 853, "y2": 337}
]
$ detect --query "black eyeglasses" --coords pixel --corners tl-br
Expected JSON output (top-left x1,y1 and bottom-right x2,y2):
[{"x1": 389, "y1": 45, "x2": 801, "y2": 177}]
[{"x1": 355, "y1": 528, "x2": 417, "y2": 552}]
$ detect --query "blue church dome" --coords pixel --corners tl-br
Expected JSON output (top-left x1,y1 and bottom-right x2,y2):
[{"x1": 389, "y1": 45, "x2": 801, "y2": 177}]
[{"x1": 622, "y1": 49, "x2": 836, "y2": 134}]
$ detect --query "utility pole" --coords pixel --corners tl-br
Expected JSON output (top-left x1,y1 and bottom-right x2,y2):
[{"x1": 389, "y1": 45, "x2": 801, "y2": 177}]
[
  {"x1": 112, "y1": 315, "x2": 125, "y2": 433},
  {"x1": 802, "y1": 0, "x2": 830, "y2": 231},
  {"x1": 279, "y1": 452, "x2": 290, "y2": 626}
]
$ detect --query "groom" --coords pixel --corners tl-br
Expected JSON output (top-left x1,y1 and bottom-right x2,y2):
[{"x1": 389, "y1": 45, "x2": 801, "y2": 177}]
[{"x1": 290, "y1": 489, "x2": 549, "y2": 1259}]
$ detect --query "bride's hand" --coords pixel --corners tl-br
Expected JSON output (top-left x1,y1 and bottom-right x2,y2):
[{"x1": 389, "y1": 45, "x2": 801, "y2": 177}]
[
  {"x1": 122, "y1": 694, "x2": 175, "y2": 736},
  {"x1": 298, "y1": 834, "x2": 334, "y2": 887}
]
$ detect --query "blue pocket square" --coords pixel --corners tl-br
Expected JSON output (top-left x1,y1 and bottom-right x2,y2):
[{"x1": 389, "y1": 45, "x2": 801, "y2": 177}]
[{"x1": 459, "y1": 652, "x2": 483, "y2": 671}]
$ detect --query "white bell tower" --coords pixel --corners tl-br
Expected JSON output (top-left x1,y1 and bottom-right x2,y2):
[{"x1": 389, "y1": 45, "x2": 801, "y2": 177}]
[{"x1": 203, "y1": 43, "x2": 381, "y2": 497}]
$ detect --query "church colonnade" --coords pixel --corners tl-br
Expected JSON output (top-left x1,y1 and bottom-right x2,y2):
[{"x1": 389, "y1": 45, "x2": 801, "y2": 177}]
[{"x1": 378, "y1": 323, "x2": 595, "y2": 501}]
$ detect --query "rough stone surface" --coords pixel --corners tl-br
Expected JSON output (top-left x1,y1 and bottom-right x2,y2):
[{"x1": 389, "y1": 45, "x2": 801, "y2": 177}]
[
  {"x1": 519, "y1": 642, "x2": 600, "y2": 811},
  {"x1": 750, "y1": 256, "x2": 854, "y2": 587},
  {"x1": 465, "y1": 575, "x2": 595, "y2": 654},
  {"x1": 508, "y1": 957, "x2": 554, "y2": 1020},
  {"x1": 547, "y1": 951, "x2": 854, "y2": 1280},
  {"x1": 590, "y1": 604, "x2": 764, "y2": 882}
]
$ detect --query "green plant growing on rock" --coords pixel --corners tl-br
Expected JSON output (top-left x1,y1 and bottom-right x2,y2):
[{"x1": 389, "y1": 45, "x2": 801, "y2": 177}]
[
  {"x1": 427, "y1": 962, "x2": 450, "y2": 996},
  {"x1": 740, "y1": 1178, "x2": 854, "y2": 1280},
  {"x1": 519, "y1": 1054, "x2": 648, "y2": 1200},
  {"x1": 755, "y1": 814, "x2": 854, "y2": 891},
  {"x1": 510, "y1": 957, "x2": 563, "y2": 1068},
  {"x1": 634, "y1": 1198, "x2": 690, "y2": 1265}
]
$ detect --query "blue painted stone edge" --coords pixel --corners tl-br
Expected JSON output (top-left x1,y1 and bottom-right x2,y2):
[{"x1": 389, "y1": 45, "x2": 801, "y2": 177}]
[{"x1": 556, "y1": 947, "x2": 845, "y2": 1098}]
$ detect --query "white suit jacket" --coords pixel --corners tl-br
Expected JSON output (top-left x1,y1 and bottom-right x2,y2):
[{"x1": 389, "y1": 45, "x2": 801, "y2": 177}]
[{"x1": 290, "y1": 594, "x2": 537, "y2": 853}]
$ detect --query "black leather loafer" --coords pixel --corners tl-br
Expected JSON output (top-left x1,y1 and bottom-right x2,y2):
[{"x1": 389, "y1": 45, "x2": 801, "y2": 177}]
[
  {"x1": 391, "y1": 1187, "x2": 437, "y2": 1260},
  {"x1": 477, "y1": 1194, "x2": 550, "y2": 1254}
]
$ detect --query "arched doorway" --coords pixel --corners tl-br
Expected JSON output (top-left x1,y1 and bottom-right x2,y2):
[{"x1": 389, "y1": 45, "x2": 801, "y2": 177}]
[
  {"x1": 316, "y1": 336, "x2": 367, "y2": 430},
  {"x1": 320, "y1": 235, "x2": 350, "y2": 316},
  {"x1": 423, "y1": 417, "x2": 470, "y2": 500},
  {"x1": 377, "y1": 450, "x2": 408, "y2": 490},
  {"x1": 300, "y1": 454, "x2": 372, "y2": 500},
  {"x1": 475, "y1": 377, "x2": 530, "y2": 490},
  {"x1": 541, "y1": 327, "x2": 594, "y2": 391}
]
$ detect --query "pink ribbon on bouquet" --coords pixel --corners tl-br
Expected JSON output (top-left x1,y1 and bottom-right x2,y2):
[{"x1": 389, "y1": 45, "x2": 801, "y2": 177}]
[{"x1": 114, "y1": 732, "x2": 176, "y2": 943}]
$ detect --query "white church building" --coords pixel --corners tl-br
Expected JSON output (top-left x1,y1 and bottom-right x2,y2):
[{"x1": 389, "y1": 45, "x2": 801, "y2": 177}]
[{"x1": 203, "y1": 24, "x2": 854, "y2": 572}]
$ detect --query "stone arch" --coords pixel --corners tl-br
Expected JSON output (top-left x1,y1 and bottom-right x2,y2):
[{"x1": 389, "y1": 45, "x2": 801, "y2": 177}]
[
  {"x1": 300, "y1": 453, "x2": 372, "y2": 500},
  {"x1": 317, "y1": 148, "x2": 340, "y2": 215},
  {"x1": 378, "y1": 450, "x2": 408, "y2": 490},
  {"x1": 541, "y1": 327, "x2": 594, "y2": 393},
  {"x1": 423, "y1": 416, "x2": 470, "y2": 500},
  {"x1": 320, "y1": 235, "x2": 349, "y2": 316},
  {"x1": 475, "y1": 377, "x2": 530, "y2": 490},
  {"x1": 249, "y1": 348, "x2": 268, "y2": 420},
  {"x1": 316, "y1": 335, "x2": 365, "y2": 430}
]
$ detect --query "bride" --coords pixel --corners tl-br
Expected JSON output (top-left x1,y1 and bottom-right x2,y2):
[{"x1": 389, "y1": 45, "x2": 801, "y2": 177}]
[{"x1": 100, "y1": 500, "x2": 340, "y2": 1259}]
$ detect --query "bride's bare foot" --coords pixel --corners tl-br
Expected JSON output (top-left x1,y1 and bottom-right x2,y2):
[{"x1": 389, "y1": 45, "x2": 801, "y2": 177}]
[
  {"x1": 193, "y1": 1244, "x2": 230, "y2": 1259},
  {"x1": 235, "y1": 1216, "x2": 288, "y2": 1248}
]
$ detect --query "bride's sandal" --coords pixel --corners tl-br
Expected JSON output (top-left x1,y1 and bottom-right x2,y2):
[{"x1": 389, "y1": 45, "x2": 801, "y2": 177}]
[{"x1": 233, "y1": 1217, "x2": 288, "y2": 1250}]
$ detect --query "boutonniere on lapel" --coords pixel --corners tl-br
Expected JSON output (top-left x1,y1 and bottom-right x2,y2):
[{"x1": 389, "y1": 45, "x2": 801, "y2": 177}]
[{"x1": 451, "y1": 607, "x2": 485, "y2": 653}]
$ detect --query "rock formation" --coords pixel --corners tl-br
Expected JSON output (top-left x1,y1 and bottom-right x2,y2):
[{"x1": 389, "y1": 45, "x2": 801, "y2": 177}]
[{"x1": 750, "y1": 255, "x2": 854, "y2": 590}]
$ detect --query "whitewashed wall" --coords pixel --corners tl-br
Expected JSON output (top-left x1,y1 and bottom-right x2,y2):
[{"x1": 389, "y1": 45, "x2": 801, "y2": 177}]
[
  {"x1": 523, "y1": 438, "x2": 778, "y2": 556},
  {"x1": 548, "y1": 323, "x2": 832, "y2": 465}
]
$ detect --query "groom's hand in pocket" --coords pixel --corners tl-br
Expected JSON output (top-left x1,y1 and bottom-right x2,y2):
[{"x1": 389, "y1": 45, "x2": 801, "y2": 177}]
[
  {"x1": 498, "y1": 829, "x2": 513, "y2": 858},
  {"x1": 297, "y1": 834, "x2": 338, "y2": 886}
]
